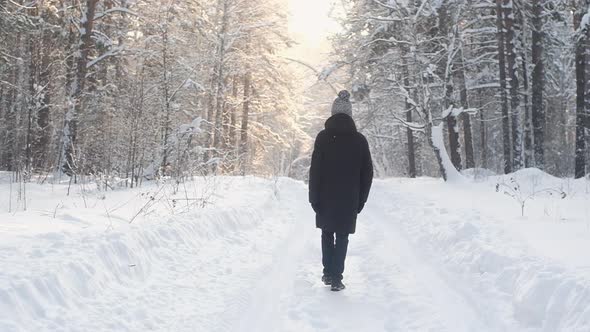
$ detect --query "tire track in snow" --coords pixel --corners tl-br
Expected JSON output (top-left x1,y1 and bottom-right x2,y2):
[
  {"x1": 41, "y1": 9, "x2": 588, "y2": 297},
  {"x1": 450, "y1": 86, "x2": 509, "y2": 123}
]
[{"x1": 228, "y1": 181, "x2": 315, "y2": 332}]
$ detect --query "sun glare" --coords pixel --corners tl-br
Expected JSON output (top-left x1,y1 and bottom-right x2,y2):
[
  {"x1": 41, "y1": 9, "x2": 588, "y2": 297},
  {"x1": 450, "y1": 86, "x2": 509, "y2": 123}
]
[{"x1": 286, "y1": 0, "x2": 341, "y2": 63}]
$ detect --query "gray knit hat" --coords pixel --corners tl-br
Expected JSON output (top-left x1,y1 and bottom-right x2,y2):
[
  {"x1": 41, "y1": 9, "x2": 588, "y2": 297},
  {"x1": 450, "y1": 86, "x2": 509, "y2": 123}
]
[{"x1": 331, "y1": 90, "x2": 352, "y2": 117}]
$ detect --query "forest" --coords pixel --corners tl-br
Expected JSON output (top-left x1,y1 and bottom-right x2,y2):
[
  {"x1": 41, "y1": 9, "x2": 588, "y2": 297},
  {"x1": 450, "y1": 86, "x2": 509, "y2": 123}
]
[
  {"x1": 1, "y1": 0, "x2": 589, "y2": 183},
  {"x1": 332, "y1": 0, "x2": 590, "y2": 180}
]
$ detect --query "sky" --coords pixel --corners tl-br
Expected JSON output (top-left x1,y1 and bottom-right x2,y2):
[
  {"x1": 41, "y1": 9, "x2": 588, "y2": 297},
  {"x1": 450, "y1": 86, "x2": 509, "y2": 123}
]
[
  {"x1": 284, "y1": 0, "x2": 345, "y2": 113},
  {"x1": 285, "y1": 0, "x2": 341, "y2": 65}
]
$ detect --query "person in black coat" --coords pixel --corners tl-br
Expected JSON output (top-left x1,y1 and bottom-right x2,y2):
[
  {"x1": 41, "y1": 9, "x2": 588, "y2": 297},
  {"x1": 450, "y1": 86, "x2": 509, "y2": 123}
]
[{"x1": 309, "y1": 90, "x2": 374, "y2": 291}]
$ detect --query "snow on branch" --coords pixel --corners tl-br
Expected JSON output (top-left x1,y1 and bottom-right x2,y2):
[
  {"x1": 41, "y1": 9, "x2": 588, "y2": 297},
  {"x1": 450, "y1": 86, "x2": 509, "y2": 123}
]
[
  {"x1": 318, "y1": 63, "x2": 339, "y2": 81},
  {"x1": 94, "y1": 7, "x2": 138, "y2": 21},
  {"x1": 164, "y1": 64, "x2": 200, "y2": 104},
  {"x1": 86, "y1": 46, "x2": 124, "y2": 68},
  {"x1": 399, "y1": 85, "x2": 419, "y2": 109},
  {"x1": 414, "y1": 0, "x2": 430, "y2": 20},
  {"x1": 467, "y1": 82, "x2": 500, "y2": 90},
  {"x1": 279, "y1": 56, "x2": 340, "y2": 94},
  {"x1": 391, "y1": 112, "x2": 426, "y2": 132},
  {"x1": 360, "y1": 38, "x2": 411, "y2": 49},
  {"x1": 441, "y1": 105, "x2": 478, "y2": 119},
  {"x1": 371, "y1": 0, "x2": 398, "y2": 11},
  {"x1": 361, "y1": 16, "x2": 403, "y2": 23},
  {"x1": 178, "y1": 117, "x2": 203, "y2": 136}
]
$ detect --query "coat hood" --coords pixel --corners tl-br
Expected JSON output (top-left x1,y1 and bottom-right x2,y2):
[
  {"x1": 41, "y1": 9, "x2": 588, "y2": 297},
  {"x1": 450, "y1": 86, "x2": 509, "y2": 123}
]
[{"x1": 324, "y1": 113, "x2": 357, "y2": 134}]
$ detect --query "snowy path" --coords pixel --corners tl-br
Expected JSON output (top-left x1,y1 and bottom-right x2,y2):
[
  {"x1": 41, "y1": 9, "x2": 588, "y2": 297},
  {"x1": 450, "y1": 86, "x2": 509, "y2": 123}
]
[
  {"x1": 222, "y1": 181, "x2": 514, "y2": 332},
  {"x1": 1, "y1": 176, "x2": 590, "y2": 331}
]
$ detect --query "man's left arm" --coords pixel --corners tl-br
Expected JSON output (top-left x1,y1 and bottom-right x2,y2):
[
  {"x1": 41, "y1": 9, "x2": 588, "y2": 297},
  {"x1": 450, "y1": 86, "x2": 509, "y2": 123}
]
[{"x1": 309, "y1": 134, "x2": 322, "y2": 213}]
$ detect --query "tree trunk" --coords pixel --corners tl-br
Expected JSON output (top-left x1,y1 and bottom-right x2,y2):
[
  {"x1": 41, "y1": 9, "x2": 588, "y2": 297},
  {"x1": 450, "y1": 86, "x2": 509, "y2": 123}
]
[
  {"x1": 229, "y1": 75, "x2": 238, "y2": 150},
  {"x1": 223, "y1": 74, "x2": 239, "y2": 173},
  {"x1": 531, "y1": 0, "x2": 545, "y2": 169},
  {"x1": 221, "y1": 75, "x2": 232, "y2": 149},
  {"x1": 517, "y1": 10, "x2": 534, "y2": 168},
  {"x1": 457, "y1": 49, "x2": 475, "y2": 169},
  {"x1": 161, "y1": 24, "x2": 171, "y2": 168},
  {"x1": 0, "y1": 80, "x2": 4, "y2": 169},
  {"x1": 479, "y1": 91, "x2": 488, "y2": 169},
  {"x1": 427, "y1": 123, "x2": 447, "y2": 181},
  {"x1": 496, "y1": 0, "x2": 513, "y2": 174},
  {"x1": 406, "y1": 109, "x2": 417, "y2": 178},
  {"x1": 427, "y1": 120, "x2": 463, "y2": 182},
  {"x1": 62, "y1": 0, "x2": 98, "y2": 175},
  {"x1": 574, "y1": 5, "x2": 587, "y2": 178},
  {"x1": 401, "y1": 48, "x2": 416, "y2": 178},
  {"x1": 239, "y1": 71, "x2": 251, "y2": 176},
  {"x1": 33, "y1": 30, "x2": 52, "y2": 170},
  {"x1": 212, "y1": 0, "x2": 230, "y2": 163},
  {"x1": 203, "y1": 75, "x2": 217, "y2": 164},
  {"x1": 26, "y1": 36, "x2": 37, "y2": 176},
  {"x1": 445, "y1": 99, "x2": 462, "y2": 171},
  {"x1": 438, "y1": 2, "x2": 461, "y2": 171},
  {"x1": 585, "y1": 2, "x2": 590, "y2": 174},
  {"x1": 504, "y1": 0, "x2": 522, "y2": 170},
  {"x1": 1, "y1": 65, "x2": 18, "y2": 171}
]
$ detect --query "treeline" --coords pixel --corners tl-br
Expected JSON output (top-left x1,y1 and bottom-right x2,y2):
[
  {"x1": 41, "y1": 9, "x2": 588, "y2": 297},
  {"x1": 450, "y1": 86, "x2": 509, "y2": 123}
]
[
  {"x1": 333, "y1": 0, "x2": 590, "y2": 179},
  {"x1": 0, "y1": 0, "x2": 307, "y2": 185}
]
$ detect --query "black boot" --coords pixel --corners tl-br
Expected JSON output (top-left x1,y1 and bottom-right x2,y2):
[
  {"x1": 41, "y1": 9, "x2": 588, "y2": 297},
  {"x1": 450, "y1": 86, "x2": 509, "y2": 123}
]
[
  {"x1": 321, "y1": 274, "x2": 332, "y2": 286},
  {"x1": 331, "y1": 279, "x2": 345, "y2": 291}
]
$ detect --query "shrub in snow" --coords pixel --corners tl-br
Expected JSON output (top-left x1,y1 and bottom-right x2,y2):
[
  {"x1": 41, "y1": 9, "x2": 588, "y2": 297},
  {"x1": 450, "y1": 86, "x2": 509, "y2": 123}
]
[{"x1": 496, "y1": 177, "x2": 567, "y2": 217}]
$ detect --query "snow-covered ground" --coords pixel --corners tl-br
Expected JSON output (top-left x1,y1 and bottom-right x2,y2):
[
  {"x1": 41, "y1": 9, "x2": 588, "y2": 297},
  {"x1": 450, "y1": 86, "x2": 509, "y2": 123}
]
[{"x1": 1, "y1": 171, "x2": 589, "y2": 331}]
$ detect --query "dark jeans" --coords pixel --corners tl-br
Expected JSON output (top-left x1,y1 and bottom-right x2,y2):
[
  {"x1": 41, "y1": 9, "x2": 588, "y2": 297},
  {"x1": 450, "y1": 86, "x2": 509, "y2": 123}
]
[{"x1": 321, "y1": 230, "x2": 349, "y2": 281}]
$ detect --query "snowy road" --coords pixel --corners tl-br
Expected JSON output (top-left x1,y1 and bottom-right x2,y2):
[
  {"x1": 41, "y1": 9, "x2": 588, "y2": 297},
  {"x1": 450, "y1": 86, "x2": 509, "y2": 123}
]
[
  {"x1": 1, "y1": 175, "x2": 590, "y2": 331},
  {"x1": 219, "y1": 181, "x2": 522, "y2": 332}
]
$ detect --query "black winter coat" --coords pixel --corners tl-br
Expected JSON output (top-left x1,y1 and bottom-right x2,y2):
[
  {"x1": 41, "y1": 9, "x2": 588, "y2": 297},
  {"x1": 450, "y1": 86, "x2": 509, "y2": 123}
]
[{"x1": 309, "y1": 113, "x2": 374, "y2": 234}]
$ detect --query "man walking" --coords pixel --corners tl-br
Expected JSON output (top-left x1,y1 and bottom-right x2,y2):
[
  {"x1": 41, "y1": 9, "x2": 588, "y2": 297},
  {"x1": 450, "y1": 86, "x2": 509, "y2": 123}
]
[{"x1": 309, "y1": 90, "x2": 374, "y2": 291}]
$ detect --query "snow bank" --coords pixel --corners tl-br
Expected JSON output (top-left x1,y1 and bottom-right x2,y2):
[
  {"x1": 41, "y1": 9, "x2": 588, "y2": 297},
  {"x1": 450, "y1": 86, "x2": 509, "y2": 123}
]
[
  {"x1": 382, "y1": 175, "x2": 590, "y2": 331},
  {"x1": 0, "y1": 177, "x2": 298, "y2": 331}
]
